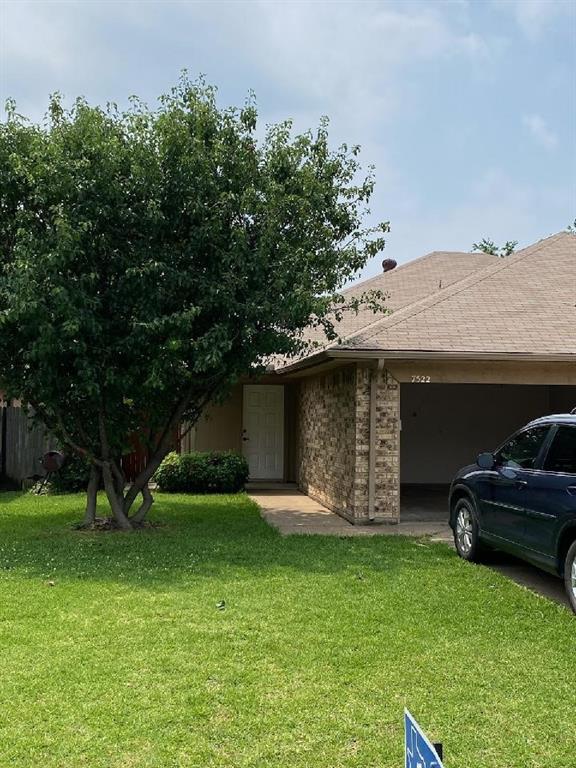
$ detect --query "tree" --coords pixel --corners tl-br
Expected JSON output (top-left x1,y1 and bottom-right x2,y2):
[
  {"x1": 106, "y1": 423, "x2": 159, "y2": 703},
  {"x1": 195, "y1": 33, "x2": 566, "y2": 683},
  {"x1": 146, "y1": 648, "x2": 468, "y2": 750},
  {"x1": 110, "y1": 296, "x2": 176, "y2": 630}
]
[
  {"x1": 471, "y1": 238, "x2": 518, "y2": 258},
  {"x1": 0, "y1": 77, "x2": 388, "y2": 529}
]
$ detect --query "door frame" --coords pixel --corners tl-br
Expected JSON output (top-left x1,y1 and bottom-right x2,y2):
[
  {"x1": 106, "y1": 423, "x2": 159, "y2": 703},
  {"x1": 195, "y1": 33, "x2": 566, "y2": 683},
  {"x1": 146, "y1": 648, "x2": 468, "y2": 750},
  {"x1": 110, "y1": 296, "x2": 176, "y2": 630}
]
[{"x1": 242, "y1": 384, "x2": 285, "y2": 481}]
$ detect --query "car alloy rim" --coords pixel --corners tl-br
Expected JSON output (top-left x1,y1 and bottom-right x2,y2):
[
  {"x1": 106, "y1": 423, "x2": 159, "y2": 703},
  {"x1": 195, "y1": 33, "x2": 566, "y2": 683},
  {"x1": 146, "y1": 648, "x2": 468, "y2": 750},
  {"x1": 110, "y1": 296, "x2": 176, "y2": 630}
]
[
  {"x1": 572, "y1": 558, "x2": 576, "y2": 600},
  {"x1": 456, "y1": 506, "x2": 473, "y2": 554}
]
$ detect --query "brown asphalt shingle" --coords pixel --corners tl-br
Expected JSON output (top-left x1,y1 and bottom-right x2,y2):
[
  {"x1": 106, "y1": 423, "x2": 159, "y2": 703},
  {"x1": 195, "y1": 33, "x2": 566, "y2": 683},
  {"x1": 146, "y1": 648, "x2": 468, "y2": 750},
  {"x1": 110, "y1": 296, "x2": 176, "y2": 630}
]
[
  {"x1": 301, "y1": 248, "x2": 496, "y2": 347},
  {"x1": 342, "y1": 232, "x2": 576, "y2": 356},
  {"x1": 278, "y1": 231, "x2": 576, "y2": 368}
]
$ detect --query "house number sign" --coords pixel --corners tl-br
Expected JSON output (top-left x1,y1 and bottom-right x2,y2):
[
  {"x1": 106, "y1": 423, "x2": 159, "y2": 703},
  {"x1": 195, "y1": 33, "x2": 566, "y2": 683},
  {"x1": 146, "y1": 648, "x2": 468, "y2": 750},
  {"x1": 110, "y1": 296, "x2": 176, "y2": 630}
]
[{"x1": 411, "y1": 375, "x2": 431, "y2": 383}]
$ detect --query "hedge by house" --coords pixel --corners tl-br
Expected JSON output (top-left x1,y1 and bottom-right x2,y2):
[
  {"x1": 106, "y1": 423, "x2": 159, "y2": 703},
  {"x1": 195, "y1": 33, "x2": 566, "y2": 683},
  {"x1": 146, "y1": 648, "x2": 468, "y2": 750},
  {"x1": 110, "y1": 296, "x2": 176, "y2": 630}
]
[{"x1": 154, "y1": 451, "x2": 249, "y2": 494}]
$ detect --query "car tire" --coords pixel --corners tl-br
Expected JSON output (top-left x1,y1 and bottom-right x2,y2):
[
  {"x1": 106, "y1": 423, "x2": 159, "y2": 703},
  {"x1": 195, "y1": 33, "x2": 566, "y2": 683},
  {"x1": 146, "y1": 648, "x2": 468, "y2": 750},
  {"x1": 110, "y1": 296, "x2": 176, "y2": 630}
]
[
  {"x1": 453, "y1": 497, "x2": 484, "y2": 562},
  {"x1": 563, "y1": 540, "x2": 576, "y2": 615}
]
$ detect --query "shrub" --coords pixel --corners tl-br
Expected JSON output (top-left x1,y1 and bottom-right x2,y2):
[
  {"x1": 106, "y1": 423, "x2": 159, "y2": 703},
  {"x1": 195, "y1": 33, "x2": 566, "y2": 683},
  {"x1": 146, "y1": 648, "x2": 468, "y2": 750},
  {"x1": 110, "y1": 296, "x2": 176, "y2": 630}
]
[
  {"x1": 154, "y1": 451, "x2": 249, "y2": 494},
  {"x1": 153, "y1": 451, "x2": 182, "y2": 491},
  {"x1": 50, "y1": 453, "x2": 94, "y2": 493}
]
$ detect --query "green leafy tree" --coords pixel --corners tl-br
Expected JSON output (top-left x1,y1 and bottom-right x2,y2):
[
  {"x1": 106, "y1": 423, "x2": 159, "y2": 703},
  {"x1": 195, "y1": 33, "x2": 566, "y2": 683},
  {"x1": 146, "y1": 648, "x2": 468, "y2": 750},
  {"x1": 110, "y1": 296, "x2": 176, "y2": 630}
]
[
  {"x1": 471, "y1": 238, "x2": 518, "y2": 258},
  {"x1": 0, "y1": 77, "x2": 388, "y2": 529}
]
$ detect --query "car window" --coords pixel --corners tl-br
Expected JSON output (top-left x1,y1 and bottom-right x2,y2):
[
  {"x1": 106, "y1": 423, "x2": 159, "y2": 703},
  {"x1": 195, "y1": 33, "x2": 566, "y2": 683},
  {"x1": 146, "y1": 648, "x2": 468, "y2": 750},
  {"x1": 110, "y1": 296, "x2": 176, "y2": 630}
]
[
  {"x1": 497, "y1": 426, "x2": 550, "y2": 470},
  {"x1": 543, "y1": 426, "x2": 576, "y2": 475}
]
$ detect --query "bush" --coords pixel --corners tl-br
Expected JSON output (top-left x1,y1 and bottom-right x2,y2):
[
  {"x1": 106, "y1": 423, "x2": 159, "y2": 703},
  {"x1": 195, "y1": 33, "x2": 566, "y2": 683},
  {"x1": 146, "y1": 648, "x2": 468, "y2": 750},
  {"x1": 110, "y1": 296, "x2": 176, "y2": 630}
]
[
  {"x1": 50, "y1": 453, "x2": 93, "y2": 493},
  {"x1": 154, "y1": 451, "x2": 249, "y2": 494}
]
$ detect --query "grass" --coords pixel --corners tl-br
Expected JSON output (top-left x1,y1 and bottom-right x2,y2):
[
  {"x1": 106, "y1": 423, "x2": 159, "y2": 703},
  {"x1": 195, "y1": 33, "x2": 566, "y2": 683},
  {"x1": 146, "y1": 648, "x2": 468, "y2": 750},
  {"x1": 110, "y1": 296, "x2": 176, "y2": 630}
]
[{"x1": 0, "y1": 492, "x2": 574, "y2": 768}]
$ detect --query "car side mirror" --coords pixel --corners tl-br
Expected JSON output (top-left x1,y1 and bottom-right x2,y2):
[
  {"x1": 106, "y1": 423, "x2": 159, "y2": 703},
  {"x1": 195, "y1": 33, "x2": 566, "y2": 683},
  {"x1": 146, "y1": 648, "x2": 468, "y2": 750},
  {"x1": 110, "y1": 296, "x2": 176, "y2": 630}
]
[{"x1": 477, "y1": 452, "x2": 496, "y2": 470}]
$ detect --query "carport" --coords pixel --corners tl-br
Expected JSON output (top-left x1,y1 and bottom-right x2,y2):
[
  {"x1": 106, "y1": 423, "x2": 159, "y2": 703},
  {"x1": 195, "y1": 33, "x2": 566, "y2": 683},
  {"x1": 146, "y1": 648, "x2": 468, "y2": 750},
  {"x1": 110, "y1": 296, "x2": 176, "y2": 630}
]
[
  {"x1": 393, "y1": 359, "x2": 576, "y2": 518},
  {"x1": 401, "y1": 382, "x2": 576, "y2": 485}
]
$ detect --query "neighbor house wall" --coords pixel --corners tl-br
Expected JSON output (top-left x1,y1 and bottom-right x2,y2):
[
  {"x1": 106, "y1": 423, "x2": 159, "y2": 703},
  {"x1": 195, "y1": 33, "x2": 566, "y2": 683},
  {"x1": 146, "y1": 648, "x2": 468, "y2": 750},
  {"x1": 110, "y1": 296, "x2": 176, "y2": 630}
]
[{"x1": 296, "y1": 364, "x2": 401, "y2": 524}]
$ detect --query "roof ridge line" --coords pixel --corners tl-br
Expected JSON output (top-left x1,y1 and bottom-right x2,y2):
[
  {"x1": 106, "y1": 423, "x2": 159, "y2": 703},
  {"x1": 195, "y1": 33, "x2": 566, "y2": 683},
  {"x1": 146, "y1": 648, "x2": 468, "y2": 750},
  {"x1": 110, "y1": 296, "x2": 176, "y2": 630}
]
[
  {"x1": 340, "y1": 248, "x2": 494, "y2": 297},
  {"x1": 345, "y1": 231, "x2": 568, "y2": 346}
]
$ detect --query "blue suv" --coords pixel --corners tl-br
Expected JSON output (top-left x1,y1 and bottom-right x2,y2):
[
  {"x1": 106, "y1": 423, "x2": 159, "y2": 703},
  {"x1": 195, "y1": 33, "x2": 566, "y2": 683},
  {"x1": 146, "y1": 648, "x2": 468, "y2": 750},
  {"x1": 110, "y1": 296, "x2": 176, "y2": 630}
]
[{"x1": 449, "y1": 413, "x2": 576, "y2": 613}]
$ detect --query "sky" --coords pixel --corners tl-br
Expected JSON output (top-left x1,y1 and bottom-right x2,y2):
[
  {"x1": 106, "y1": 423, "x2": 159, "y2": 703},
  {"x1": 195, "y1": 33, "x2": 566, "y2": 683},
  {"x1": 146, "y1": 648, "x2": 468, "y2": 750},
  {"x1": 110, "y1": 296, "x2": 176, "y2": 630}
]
[{"x1": 1, "y1": 0, "x2": 575, "y2": 279}]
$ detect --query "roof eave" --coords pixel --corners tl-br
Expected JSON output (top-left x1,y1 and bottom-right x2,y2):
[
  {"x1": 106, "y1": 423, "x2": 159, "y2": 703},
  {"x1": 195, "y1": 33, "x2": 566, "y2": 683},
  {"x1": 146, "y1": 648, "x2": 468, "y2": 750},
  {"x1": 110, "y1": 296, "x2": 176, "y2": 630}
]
[{"x1": 277, "y1": 347, "x2": 576, "y2": 376}]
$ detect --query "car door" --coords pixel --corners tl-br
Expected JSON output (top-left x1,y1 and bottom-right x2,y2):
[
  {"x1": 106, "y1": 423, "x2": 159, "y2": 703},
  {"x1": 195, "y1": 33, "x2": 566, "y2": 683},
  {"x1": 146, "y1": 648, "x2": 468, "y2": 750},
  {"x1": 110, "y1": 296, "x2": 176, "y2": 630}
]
[
  {"x1": 479, "y1": 425, "x2": 551, "y2": 545},
  {"x1": 522, "y1": 425, "x2": 576, "y2": 559}
]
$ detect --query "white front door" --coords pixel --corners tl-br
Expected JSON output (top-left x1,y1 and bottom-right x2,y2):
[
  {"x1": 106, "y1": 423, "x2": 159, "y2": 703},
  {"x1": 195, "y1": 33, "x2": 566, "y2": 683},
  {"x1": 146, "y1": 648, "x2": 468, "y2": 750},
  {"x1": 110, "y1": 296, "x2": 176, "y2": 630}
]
[{"x1": 242, "y1": 385, "x2": 284, "y2": 480}]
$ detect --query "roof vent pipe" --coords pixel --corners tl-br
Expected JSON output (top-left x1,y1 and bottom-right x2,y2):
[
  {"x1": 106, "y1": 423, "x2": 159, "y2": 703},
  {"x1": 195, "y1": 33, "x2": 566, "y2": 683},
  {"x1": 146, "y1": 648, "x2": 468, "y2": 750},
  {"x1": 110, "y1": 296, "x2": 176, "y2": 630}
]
[{"x1": 382, "y1": 258, "x2": 397, "y2": 273}]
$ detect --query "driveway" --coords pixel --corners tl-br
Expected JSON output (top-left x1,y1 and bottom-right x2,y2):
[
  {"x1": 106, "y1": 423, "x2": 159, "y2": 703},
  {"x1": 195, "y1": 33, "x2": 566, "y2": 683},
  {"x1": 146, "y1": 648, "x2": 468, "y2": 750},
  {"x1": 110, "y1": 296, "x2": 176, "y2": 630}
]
[{"x1": 485, "y1": 551, "x2": 568, "y2": 608}]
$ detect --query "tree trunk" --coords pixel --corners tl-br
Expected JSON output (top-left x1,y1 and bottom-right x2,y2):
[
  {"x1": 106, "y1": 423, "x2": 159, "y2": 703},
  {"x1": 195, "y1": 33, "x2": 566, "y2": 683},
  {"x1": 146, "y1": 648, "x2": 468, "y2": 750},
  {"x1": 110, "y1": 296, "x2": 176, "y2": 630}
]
[
  {"x1": 123, "y1": 444, "x2": 171, "y2": 515},
  {"x1": 82, "y1": 465, "x2": 100, "y2": 528},
  {"x1": 102, "y1": 463, "x2": 133, "y2": 530},
  {"x1": 111, "y1": 458, "x2": 126, "y2": 497},
  {"x1": 131, "y1": 484, "x2": 154, "y2": 524}
]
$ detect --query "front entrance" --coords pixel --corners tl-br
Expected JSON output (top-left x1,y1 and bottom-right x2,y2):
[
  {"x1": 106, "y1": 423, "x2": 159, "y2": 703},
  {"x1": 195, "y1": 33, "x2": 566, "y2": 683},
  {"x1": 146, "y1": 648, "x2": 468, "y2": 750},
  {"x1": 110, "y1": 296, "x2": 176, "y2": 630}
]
[{"x1": 242, "y1": 385, "x2": 284, "y2": 480}]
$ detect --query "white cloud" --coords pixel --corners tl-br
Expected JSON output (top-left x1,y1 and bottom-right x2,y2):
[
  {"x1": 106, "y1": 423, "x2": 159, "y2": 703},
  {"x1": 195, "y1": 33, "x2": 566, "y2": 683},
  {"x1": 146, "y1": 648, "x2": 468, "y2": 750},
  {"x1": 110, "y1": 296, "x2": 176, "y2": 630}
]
[
  {"x1": 2, "y1": 2, "x2": 496, "y2": 122},
  {"x1": 193, "y1": 2, "x2": 493, "y2": 121},
  {"x1": 492, "y1": 0, "x2": 575, "y2": 40},
  {"x1": 1, "y1": 1, "x2": 70, "y2": 73},
  {"x1": 522, "y1": 114, "x2": 558, "y2": 150}
]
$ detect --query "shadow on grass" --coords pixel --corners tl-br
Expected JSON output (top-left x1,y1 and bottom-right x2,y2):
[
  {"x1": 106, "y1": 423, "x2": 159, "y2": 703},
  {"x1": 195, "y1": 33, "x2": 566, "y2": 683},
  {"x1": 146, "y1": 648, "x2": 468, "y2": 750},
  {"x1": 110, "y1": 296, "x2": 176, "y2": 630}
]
[
  {"x1": 0, "y1": 490, "x2": 30, "y2": 505},
  {"x1": 0, "y1": 491, "x2": 453, "y2": 587}
]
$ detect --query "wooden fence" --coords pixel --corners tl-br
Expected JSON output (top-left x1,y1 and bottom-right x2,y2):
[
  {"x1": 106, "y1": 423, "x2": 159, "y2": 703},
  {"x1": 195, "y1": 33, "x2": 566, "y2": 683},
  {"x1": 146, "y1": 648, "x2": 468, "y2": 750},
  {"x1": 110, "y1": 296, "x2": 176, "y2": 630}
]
[
  {"x1": 0, "y1": 405, "x2": 55, "y2": 485},
  {"x1": 0, "y1": 405, "x2": 184, "y2": 485}
]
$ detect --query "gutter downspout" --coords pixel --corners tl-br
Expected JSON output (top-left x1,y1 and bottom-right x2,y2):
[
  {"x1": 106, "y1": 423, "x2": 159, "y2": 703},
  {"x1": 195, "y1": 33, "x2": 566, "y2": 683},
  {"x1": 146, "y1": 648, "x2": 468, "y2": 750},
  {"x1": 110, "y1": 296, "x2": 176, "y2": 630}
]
[{"x1": 367, "y1": 360, "x2": 385, "y2": 521}]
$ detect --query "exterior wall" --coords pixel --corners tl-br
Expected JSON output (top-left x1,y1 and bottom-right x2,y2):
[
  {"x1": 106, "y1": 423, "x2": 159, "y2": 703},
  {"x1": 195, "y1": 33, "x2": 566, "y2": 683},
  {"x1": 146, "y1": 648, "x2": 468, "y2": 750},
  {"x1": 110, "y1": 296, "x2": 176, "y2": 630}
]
[
  {"x1": 296, "y1": 365, "x2": 358, "y2": 517},
  {"x1": 386, "y1": 359, "x2": 576, "y2": 386},
  {"x1": 191, "y1": 385, "x2": 243, "y2": 454},
  {"x1": 367, "y1": 366, "x2": 400, "y2": 522},
  {"x1": 296, "y1": 364, "x2": 401, "y2": 524},
  {"x1": 188, "y1": 382, "x2": 297, "y2": 483},
  {"x1": 284, "y1": 385, "x2": 297, "y2": 482}
]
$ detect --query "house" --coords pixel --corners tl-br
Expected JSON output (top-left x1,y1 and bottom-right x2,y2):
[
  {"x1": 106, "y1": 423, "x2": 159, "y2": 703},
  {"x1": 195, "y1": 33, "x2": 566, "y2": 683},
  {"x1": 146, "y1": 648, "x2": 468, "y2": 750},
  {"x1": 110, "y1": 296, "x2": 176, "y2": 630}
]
[{"x1": 186, "y1": 231, "x2": 576, "y2": 525}]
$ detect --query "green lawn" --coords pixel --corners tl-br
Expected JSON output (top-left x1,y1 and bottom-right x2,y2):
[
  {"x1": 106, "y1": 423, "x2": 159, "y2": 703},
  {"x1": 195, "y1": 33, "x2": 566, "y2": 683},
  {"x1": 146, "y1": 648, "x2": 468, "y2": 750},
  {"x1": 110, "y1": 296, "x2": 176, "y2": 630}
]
[{"x1": 0, "y1": 492, "x2": 574, "y2": 767}]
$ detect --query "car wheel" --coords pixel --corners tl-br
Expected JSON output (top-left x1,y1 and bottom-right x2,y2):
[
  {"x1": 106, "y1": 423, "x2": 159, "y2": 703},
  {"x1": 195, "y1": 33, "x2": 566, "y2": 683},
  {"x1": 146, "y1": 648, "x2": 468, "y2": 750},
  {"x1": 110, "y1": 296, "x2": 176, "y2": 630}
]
[
  {"x1": 563, "y1": 540, "x2": 576, "y2": 615},
  {"x1": 453, "y1": 497, "x2": 483, "y2": 562}
]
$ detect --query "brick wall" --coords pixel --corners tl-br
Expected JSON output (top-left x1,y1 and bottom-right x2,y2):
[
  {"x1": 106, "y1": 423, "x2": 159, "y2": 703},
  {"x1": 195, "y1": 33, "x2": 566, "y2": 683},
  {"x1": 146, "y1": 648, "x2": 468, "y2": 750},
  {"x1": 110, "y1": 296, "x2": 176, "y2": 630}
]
[
  {"x1": 296, "y1": 365, "x2": 357, "y2": 518},
  {"x1": 355, "y1": 365, "x2": 400, "y2": 522},
  {"x1": 296, "y1": 363, "x2": 400, "y2": 524}
]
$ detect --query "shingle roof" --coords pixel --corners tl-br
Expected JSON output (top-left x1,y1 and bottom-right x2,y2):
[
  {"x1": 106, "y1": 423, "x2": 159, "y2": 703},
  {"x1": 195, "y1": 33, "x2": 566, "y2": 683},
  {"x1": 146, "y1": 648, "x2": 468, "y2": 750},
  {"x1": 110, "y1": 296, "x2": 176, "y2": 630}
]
[
  {"x1": 341, "y1": 232, "x2": 576, "y2": 356},
  {"x1": 302, "y1": 248, "x2": 496, "y2": 346},
  {"x1": 278, "y1": 231, "x2": 576, "y2": 371}
]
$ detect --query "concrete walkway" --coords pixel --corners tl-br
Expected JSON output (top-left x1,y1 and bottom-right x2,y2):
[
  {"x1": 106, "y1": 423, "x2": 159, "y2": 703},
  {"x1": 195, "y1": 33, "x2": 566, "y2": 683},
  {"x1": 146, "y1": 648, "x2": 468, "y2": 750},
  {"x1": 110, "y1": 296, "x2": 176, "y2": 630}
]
[{"x1": 249, "y1": 489, "x2": 452, "y2": 542}]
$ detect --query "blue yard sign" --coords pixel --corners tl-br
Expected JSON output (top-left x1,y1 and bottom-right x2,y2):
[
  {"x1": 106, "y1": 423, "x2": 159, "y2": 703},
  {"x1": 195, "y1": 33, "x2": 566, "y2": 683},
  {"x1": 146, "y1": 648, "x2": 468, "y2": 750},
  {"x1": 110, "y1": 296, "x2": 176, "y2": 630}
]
[{"x1": 404, "y1": 709, "x2": 445, "y2": 768}]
